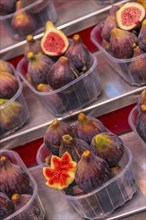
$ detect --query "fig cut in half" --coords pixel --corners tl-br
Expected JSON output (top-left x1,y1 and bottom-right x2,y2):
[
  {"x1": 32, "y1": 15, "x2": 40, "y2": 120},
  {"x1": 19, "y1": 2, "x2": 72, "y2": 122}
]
[
  {"x1": 41, "y1": 21, "x2": 69, "y2": 56},
  {"x1": 116, "y1": 2, "x2": 145, "y2": 30},
  {"x1": 43, "y1": 151, "x2": 77, "y2": 190}
]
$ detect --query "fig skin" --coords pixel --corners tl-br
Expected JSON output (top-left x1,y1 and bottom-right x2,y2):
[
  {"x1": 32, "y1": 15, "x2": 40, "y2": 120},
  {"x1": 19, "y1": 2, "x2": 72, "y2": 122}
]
[
  {"x1": 137, "y1": 89, "x2": 146, "y2": 112},
  {"x1": 27, "y1": 52, "x2": 55, "y2": 86},
  {"x1": 65, "y1": 34, "x2": 91, "y2": 73},
  {"x1": 11, "y1": 194, "x2": 41, "y2": 219},
  {"x1": 0, "y1": 72, "x2": 19, "y2": 99},
  {"x1": 136, "y1": 112, "x2": 146, "y2": 143},
  {"x1": 0, "y1": 156, "x2": 32, "y2": 197},
  {"x1": 47, "y1": 56, "x2": 80, "y2": 90},
  {"x1": 44, "y1": 119, "x2": 72, "y2": 156},
  {"x1": 128, "y1": 46, "x2": 146, "y2": 83},
  {"x1": 90, "y1": 132, "x2": 124, "y2": 167},
  {"x1": 0, "y1": 0, "x2": 17, "y2": 15},
  {"x1": 0, "y1": 60, "x2": 14, "y2": 74},
  {"x1": 24, "y1": 35, "x2": 42, "y2": 57},
  {"x1": 59, "y1": 134, "x2": 90, "y2": 163},
  {"x1": 75, "y1": 150, "x2": 113, "y2": 193},
  {"x1": 71, "y1": 113, "x2": 108, "y2": 144},
  {"x1": 109, "y1": 28, "x2": 138, "y2": 58},
  {"x1": 11, "y1": 1, "x2": 36, "y2": 37},
  {"x1": 138, "y1": 19, "x2": 146, "y2": 52},
  {"x1": 0, "y1": 192, "x2": 14, "y2": 220}
]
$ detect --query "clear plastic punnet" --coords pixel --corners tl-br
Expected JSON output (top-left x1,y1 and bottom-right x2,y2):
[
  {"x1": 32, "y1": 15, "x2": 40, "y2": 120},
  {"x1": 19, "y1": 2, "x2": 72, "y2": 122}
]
[
  {"x1": 128, "y1": 106, "x2": 146, "y2": 147},
  {"x1": 90, "y1": 22, "x2": 146, "y2": 87},
  {"x1": 0, "y1": 149, "x2": 45, "y2": 220},
  {"x1": 0, "y1": 0, "x2": 58, "y2": 41},
  {"x1": 0, "y1": 64, "x2": 30, "y2": 139},
  {"x1": 96, "y1": 0, "x2": 117, "y2": 5},
  {"x1": 36, "y1": 143, "x2": 137, "y2": 219},
  {"x1": 16, "y1": 53, "x2": 102, "y2": 117}
]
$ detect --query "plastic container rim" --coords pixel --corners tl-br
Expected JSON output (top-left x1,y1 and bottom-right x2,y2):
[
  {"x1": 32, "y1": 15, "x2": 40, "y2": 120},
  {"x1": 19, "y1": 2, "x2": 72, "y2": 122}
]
[
  {"x1": 90, "y1": 22, "x2": 146, "y2": 63},
  {"x1": 16, "y1": 53, "x2": 98, "y2": 96},
  {"x1": 0, "y1": 0, "x2": 47, "y2": 20},
  {"x1": 0, "y1": 63, "x2": 23, "y2": 110},
  {"x1": 0, "y1": 149, "x2": 39, "y2": 220}
]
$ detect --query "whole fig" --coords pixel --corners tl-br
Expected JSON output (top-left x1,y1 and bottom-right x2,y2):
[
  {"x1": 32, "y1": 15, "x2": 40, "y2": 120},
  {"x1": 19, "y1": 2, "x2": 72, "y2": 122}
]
[
  {"x1": 136, "y1": 111, "x2": 146, "y2": 143},
  {"x1": 138, "y1": 19, "x2": 146, "y2": 52},
  {"x1": 75, "y1": 150, "x2": 113, "y2": 193},
  {"x1": 0, "y1": 72, "x2": 19, "y2": 99},
  {"x1": 0, "y1": 155, "x2": 32, "y2": 197},
  {"x1": 90, "y1": 132, "x2": 124, "y2": 167},
  {"x1": 109, "y1": 28, "x2": 138, "y2": 58},
  {"x1": 0, "y1": 192, "x2": 14, "y2": 220},
  {"x1": 59, "y1": 134, "x2": 90, "y2": 163},
  {"x1": 65, "y1": 34, "x2": 91, "y2": 73},
  {"x1": 47, "y1": 56, "x2": 79, "y2": 90},
  {"x1": 0, "y1": 60, "x2": 14, "y2": 74},
  {"x1": 71, "y1": 112, "x2": 108, "y2": 144},
  {"x1": 27, "y1": 52, "x2": 55, "y2": 86},
  {"x1": 44, "y1": 119, "x2": 72, "y2": 155}
]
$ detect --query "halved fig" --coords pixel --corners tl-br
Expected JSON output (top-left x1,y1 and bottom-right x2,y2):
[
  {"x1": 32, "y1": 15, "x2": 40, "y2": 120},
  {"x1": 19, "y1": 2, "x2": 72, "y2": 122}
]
[
  {"x1": 43, "y1": 151, "x2": 77, "y2": 190},
  {"x1": 41, "y1": 21, "x2": 69, "y2": 56},
  {"x1": 116, "y1": 2, "x2": 145, "y2": 30}
]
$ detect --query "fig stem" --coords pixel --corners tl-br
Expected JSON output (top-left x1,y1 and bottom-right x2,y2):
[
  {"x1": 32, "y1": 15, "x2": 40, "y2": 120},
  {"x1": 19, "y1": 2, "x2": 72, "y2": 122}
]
[{"x1": 11, "y1": 194, "x2": 20, "y2": 201}]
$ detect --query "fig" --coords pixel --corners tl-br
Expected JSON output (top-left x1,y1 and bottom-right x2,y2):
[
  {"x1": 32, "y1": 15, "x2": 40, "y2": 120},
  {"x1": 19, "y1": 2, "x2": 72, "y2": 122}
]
[
  {"x1": 137, "y1": 89, "x2": 146, "y2": 112},
  {"x1": 41, "y1": 21, "x2": 69, "y2": 56},
  {"x1": 0, "y1": 98, "x2": 24, "y2": 137},
  {"x1": 0, "y1": 60, "x2": 14, "y2": 74},
  {"x1": 47, "y1": 56, "x2": 79, "y2": 90},
  {"x1": 0, "y1": 72, "x2": 19, "y2": 99},
  {"x1": 0, "y1": 0, "x2": 16, "y2": 15},
  {"x1": 90, "y1": 132, "x2": 124, "y2": 167},
  {"x1": 138, "y1": 19, "x2": 146, "y2": 52},
  {"x1": 0, "y1": 155, "x2": 31, "y2": 197},
  {"x1": 11, "y1": 194, "x2": 41, "y2": 219},
  {"x1": 136, "y1": 112, "x2": 146, "y2": 143},
  {"x1": 128, "y1": 46, "x2": 146, "y2": 83},
  {"x1": 11, "y1": 1, "x2": 36, "y2": 37},
  {"x1": 27, "y1": 52, "x2": 55, "y2": 86},
  {"x1": 59, "y1": 134, "x2": 90, "y2": 163},
  {"x1": 24, "y1": 35, "x2": 42, "y2": 57},
  {"x1": 109, "y1": 28, "x2": 138, "y2": 58},
  {"x1": 44, "y1": 119, "x2": 72, "y2": 156},
  {"x1": 116, "y1": 2, "x2": 145, "y2": 30},
  {"x1": 71, "y1": 113, "x2": 108, "y2": 144},
  {"x1": 0, "y1": 192, "x2": 14, "y2": 220},
  {"x1": 75, "y1": 150, "x2": 113, "y2": 193},
  {"x1": 43, "y1": 151, "x2": 77, "y2": 190},
  {"x1": 65, "y1": 34, "x2": 91, "y2": 73}
]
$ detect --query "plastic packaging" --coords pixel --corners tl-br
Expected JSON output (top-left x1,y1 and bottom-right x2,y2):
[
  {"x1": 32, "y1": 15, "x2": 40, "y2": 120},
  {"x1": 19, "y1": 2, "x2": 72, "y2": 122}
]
[
  {"x1": 0, "y1": 0, "x2": 58, "y2": 40},
  {"x1": 16, "y1": 53, "x2": 102, "y2": 117},
  {"x1": 36, "y1": 143, "x2": 136, "y2": 219},
  {"x1": 96, "y1": 0, "x2": 117, "y2": 5},
  {"x1": 90, "y1": 22, "x2": 146, "y2": 87},
  {"x1": 0, "y1": 149, "x2": 45, "y2": 220},
  {"x1": 0, "y1": 63, "x2": 30, "y2": 139},
  {"x1": 128, "y1": 106, "x2": 146, "y2": 147}
]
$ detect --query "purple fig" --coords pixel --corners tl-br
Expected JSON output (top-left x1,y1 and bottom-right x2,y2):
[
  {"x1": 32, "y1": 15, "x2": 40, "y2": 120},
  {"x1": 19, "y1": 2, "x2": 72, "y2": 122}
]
[
  {"x1": 0, "y1": 0, "x2": 17, "y2": 15},
  {"x1": 0, "y1": 192, "x2": 14, "y2": 219},
  {"x1": 24, "y1": 35, "x2": 42, "y2": 57},
  {"x1": 138, "y1": 19, "x2": 146, "y2": 52},
  {"x1": 136, "y1": 112, "x2": 146, "y2": 143},
  {"x1": 65, "y1": 34, "x2": 91, "y2": 73},
  {"x1": 109, "y1": 28, "x2": 138, "y2": 58},
  {"x1": 71, "y1": 112, "x2": 107, "y2": 144},
  {"x1": 0, "y1": 60, "x2": 14, "y2": 74},
  {"x1": 47, "y1": 56, "x2": 79, "y2": 90},
  {"x1": 90, "y1": 132, "x2": 124, "y2": 167},
  {"x1": 27, "y1": 52, "x2": 55, "y2": 86},
  {"x1": 59, "y1": 134, "x2": 90, "y2": 163},
  {"x1": 0, "y1": 72, "x2": 19, "y2": 99},
  {"x1": 137, "y1": 89, "x2": 146, "y2": 112},
  {"x1": 44, "y1": 119, "x2": 72, "y2": 155},
  {"x1": 128, "y1": 46, "x2": 146, "y2": 83},
  {"x1": 75, "y1": 150, "x2": 113, "y2": 193}
]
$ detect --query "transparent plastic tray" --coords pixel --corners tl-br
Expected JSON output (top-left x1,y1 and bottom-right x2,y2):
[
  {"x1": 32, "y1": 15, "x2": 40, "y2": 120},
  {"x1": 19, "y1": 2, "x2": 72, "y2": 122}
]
[
  {"x1": 0, "y1": 0, "x2": 58, "y2": 41},
  {"x1": 128, "y1": 106, "x2": 146, "y2": 147},
  {"x1": 36, "y1": 143, "x2": 137, "y2": 220},
  {"x1": 96, "y1": 0, "x2": 117, "y2": 5},
  {"x1": 90, "y1": 22, "x2": 146, "y2": 87},
  {"x1": 16, "y1": 53, "x2": 102, "y2": 117},
  {"x1": 0, "y1": 149, "x2": 45, "y2": 220},
  {"x1": 0, "y1": 63, "x2": 30, "y2": 139}
]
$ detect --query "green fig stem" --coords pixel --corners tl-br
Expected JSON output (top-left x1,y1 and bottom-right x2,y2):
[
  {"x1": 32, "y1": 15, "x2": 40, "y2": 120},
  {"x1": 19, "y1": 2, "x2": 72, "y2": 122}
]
[
  {"x1": 27, "y1": 52, "x2": 36, "y2": 61},
  {"x1": 0, "y1": 156, "x2": 7, "y2": 161},
  {"x1": 82, "y1": 150, "x2": 91, "y2": 157},
  {"x1": 51, "y1": 119, "x2": 60, "y2": 128},
  {"x1": 26, "y1": 35, "x2": 33, "y2": 42},
  {"x1": 78, "y1": 113, "x2": 87, "y2": 124},
  {"x1": 16, "y1": 0, "x2": 22, "y2": 11},
  {"x1": 11, "y1": 194, "x2": 21, "y2": 202},
  {"x1": 62, "y1": 134, "x2": 73, "y2": 144},
  {"x1": 73, "y1": 34, "x2": 81, "y2": 43},
  {"x1": 46, "y1": 21, "x2": 55, "y2": 30}
]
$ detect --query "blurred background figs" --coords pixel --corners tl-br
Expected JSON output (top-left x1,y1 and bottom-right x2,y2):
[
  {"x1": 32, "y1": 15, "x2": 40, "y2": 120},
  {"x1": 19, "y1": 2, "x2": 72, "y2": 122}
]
[
  {"x1": 138, "y1": 19, "x2": 146, "y2": 52},
  {"x1": 0, "y1": 60, "x2": 14, "y2": 74},
  {"x1": 0, "y1": 0, "x2": 17, "y2": 15},
  {"x1": 0, "y1": 192, "x2": 15, "y2": 220},
  {"x1": 24, "y1": 35, "x2": 42, "y2": 57}
]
